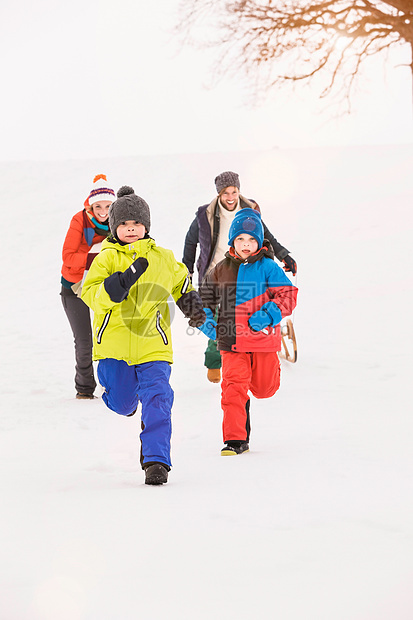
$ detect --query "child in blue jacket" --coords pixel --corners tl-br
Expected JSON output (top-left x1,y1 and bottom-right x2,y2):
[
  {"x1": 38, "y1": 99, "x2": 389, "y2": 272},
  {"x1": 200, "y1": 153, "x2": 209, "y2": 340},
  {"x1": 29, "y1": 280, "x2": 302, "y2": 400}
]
[{"x1": 195, "y1": 209, "x2": 298, "y2": 455}]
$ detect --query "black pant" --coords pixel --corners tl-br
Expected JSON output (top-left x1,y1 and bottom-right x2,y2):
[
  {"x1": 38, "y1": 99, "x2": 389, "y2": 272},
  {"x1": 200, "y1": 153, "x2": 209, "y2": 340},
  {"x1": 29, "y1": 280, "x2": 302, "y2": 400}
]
[{"x1": 61, "y1": 285, "x2": 96, "y2": 395}]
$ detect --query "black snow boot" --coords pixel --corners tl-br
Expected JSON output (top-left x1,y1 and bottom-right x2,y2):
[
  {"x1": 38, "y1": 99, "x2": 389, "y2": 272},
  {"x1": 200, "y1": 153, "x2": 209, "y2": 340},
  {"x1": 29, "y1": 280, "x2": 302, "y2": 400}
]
[
  {"x1": 144, "y1": 463, "x2": 169, "y2": 485},
  {"x1": 221, "y1": 441, "x2": 249, "y2": 456}
]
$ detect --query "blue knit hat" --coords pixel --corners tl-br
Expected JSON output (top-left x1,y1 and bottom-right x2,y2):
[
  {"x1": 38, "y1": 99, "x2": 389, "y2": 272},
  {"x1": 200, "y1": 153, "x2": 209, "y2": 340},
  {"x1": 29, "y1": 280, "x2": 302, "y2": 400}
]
[{"x1": 228, "y1": 208, "x2": 264, "y2": 248}]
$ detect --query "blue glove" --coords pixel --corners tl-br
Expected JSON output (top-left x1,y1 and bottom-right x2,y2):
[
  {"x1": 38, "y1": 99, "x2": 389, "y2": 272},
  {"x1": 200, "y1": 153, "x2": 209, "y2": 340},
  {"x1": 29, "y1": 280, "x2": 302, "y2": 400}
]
[
  {"x1": 249, "y1": 302, "x2": 282, "y2": 332},
  {"x1": 197, "y1": 308, "x2": 217, "y2": 340}
]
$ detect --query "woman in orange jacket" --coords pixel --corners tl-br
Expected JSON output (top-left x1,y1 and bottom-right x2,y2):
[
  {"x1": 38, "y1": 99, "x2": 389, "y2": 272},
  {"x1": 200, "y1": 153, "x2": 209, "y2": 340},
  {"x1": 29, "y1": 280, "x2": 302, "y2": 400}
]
[{"x1": 61, "y1": 174, "x2": 115, "y2": 399}]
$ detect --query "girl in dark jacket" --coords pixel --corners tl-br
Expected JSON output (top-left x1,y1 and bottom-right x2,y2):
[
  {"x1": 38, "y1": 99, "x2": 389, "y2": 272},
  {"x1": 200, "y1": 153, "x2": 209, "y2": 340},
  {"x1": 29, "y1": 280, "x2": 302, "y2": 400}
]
[{"x1": 198, "y1": 208, "x2": 298, "y2": 456}]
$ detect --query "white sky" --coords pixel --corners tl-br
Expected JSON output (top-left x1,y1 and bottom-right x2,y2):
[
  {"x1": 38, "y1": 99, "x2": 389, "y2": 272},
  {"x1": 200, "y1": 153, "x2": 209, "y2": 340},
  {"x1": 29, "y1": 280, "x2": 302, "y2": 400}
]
[{"x1": 1, "y1": 0, "x2": 412, "y2": 162}]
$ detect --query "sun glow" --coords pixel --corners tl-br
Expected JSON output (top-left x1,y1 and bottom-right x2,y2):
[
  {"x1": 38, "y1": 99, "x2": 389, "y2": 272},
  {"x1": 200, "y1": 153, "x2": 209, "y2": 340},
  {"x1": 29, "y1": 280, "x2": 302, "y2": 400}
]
[{"x1": 333, "y1": 34, "x2": 353, "y2": 53}]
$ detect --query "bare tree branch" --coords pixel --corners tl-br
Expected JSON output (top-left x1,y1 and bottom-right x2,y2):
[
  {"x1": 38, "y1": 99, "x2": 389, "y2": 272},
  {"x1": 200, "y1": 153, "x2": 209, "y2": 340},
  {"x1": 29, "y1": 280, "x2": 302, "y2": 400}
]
[{"x1": 175, "y1": 0, "x2": 413, "y2": 112}]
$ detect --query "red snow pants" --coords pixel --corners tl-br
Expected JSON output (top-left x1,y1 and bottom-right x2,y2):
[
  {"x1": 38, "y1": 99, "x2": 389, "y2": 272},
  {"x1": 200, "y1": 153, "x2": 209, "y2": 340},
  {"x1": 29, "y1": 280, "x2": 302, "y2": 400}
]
[{"x1": 220, "y1": 351, "x2": 281, "y2": 442}]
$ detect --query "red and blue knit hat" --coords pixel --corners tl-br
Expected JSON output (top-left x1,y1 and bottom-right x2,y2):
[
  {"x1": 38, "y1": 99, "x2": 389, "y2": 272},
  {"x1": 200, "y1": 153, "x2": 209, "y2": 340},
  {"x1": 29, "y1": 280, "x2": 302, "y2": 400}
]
[
  {"x1": 84, "y1": 174, "x2": 115, "y2": 208},
  {"x1": 228, "y1": 208, "x2": 264, "y2": 248}
]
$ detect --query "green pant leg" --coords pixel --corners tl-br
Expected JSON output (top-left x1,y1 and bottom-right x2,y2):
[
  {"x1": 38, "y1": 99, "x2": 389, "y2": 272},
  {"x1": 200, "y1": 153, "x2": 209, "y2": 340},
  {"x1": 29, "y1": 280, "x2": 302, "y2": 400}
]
[{"x1": 204, "y1": 338, "x2": 221, "y2": 369}]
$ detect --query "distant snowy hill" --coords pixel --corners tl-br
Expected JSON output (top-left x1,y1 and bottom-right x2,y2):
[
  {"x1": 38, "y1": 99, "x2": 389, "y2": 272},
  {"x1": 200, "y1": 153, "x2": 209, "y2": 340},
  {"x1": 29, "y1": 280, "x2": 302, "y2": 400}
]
[{"x1": 1, "y1": 145, "x2": 413, "y2": 619}]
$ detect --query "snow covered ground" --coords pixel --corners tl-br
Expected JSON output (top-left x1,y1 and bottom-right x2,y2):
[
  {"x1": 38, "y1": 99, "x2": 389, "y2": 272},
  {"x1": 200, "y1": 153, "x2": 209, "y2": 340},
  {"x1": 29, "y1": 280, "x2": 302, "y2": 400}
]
[{"x1": 1, "y1": 145, "x2": 413, "y2": 619}]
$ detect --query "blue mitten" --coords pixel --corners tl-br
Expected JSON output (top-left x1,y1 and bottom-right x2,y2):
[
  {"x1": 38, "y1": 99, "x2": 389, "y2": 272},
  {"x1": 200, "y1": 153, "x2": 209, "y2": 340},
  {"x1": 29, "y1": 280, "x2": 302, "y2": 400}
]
[
  {"x1": 197, "y1": 308, "x2": 217, "y2": 340},
  {"x1": 249, "y1": 302, "x2": 282, "y2": 332}
]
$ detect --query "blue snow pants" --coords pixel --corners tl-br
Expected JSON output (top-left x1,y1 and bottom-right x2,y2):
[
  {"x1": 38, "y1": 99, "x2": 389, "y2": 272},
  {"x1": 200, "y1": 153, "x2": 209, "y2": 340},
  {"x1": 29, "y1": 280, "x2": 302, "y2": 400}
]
[{"x1": 97, "y1": 358, "x2": 174, "y2": 469}]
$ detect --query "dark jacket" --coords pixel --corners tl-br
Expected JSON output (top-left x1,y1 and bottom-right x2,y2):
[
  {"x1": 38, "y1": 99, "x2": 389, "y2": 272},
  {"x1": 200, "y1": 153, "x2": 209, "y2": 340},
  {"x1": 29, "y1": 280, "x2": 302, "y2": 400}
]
[
  {"x1": 199, "y1": 241, "x2": 298, "y2": 353},
  {"x1": 182, "y1": 196, "x2": 290, "y2": 283}
]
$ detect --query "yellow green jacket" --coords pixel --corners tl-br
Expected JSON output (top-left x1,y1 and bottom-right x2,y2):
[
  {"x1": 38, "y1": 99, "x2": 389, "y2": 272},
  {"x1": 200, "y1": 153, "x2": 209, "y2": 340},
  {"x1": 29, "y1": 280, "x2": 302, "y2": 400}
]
[{"x1": 81, "y1": 237, "x2": 193, "y2": 365}]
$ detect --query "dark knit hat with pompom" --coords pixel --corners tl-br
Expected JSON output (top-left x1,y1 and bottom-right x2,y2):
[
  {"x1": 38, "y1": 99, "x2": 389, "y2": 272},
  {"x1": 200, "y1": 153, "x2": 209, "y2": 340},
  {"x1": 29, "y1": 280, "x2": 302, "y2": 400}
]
[{"x1": 109, "y1": 186, "x2": 151, "y2": 235}]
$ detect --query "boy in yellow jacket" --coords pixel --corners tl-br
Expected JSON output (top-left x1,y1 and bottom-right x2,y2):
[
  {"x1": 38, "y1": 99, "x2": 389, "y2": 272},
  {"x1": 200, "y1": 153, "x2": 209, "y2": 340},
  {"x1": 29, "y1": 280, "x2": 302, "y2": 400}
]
[{"x1": 82, "y1": 186, "x2": 215, "y2": 485}]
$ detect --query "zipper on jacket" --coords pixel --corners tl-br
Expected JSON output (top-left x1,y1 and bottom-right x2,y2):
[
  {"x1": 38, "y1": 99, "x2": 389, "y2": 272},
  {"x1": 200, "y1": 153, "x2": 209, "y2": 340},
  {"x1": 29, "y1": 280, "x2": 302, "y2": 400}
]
[
  {"x1": 181, "y1": 274, "x2": 190, "y2": 295},
  {"x1": 156, "y1": 310, "x2": 168, "y2": 345},
  {"x1": 97, "y1": 311, "x2": 112, "y2": 344}
]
